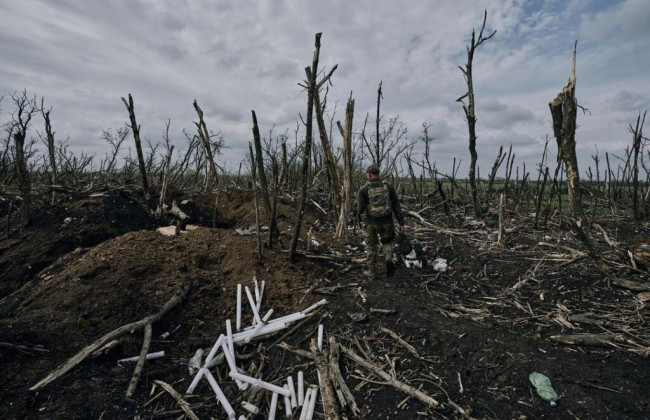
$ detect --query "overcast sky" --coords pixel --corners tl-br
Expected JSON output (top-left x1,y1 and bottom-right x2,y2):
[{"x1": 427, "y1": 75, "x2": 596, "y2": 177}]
[{"x1": 1, "y1": 0, "x2": 648, "y2": 177}]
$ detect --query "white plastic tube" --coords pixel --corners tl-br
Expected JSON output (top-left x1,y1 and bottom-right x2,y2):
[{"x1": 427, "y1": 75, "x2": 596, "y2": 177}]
[
  {"x1": 220, "y1": 341, "x2": 247, "y2": 390},
  {"x1": 317, "y1": 324, "x2": 324, "y2": 353},
  {"x1": 186, "y1": 335, "x2": 225, "y2": 394},
  {"x1": 226, "y1": 319, "x2": 235, "y2": 359},
  {"x1": 287, "y1": 375, "x2": 297, "y2": 409},
  {"x1": 245, "y1": 309, "x2": 274, "y2": 343},
  {"x1": 268, "y1": 391, "x2": 279, "y2": 420},
  {"x1": 297, "y1": 371, "x2": 304, "y2": 406},
  {"x1": 306, "y1": 386, "x2": 318, "y2": 420},
  {"x1": 302, "y1": 299, "x2": 328, "y2": 314},
  {"x1": 299, "y1": 388, "x2": 312, "y2": 420},
  {"x1": 265, "y1": 311, "x2": 306, "y2": 326},
  {"x1": 231, "y1": 321, "x2": 286, "y2": 343},
  {"x1": 204, "y1": 369, "x2": 236, "y2": 420},
  {"x1": 245, "y1": 286, "x2": 263, "y2": 325},
  {"x1": 236, "y1": 284, "x2": 242, "y2": 331},
  {"x1": 117, "y1": 351, "x2": 165, "y2": 364},
  {"x1": 229, "y1": 371, "x2": 290, "y2": 396},
  {"x1": 254, "y1": 276, "x2": 260, "y2": 303},
  {"x1": 257, "y1": 280, "x2": 265, "y2": 311},
  {"x1": 240, "y1": 401, "x2": 259, "y2": 414},
  {"x1": 283, "y1": 385, "x2": 293, "y2": 417}
]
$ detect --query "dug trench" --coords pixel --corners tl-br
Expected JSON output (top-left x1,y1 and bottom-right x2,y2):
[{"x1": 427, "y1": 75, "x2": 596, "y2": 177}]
[{"x1": 0, "y1": 190, "x2": 648, "y2": 419}]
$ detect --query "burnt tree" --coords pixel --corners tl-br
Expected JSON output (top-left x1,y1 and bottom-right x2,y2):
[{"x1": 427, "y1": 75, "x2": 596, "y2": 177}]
[
  {"x1": 251, "y1": 110, "x2": 271, "y2": 215},
  {"x1": 457, "y1": 10, "x2": 496, "y2": 218},
  {"x1": 290, "y1": 32, "x2": 322, "y2": 261},
  {"x1": 121, "y1": 94, "x2": 149, "y2": 197},
  {"x1": 549, "y1": 42, "x2": 593, "y2": 249},
  {"x1": 10, "y1": 90, "x2": 38, "y2": 230},
  {"x1": 193, "y1": 100, "x2": 220, "y2": 191}
]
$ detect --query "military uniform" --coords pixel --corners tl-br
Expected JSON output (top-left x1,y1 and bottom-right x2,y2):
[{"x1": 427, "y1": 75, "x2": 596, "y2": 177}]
[{"x1": 357, "y1": 165, "x2": 405, "y2": 279}]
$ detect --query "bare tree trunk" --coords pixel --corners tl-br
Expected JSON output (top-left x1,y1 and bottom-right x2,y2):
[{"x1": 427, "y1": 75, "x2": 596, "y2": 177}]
[
  {"x1": 156, "y1": 146, "x2": 174, "y2": 219},
  {"x1": 314, "y1": 86, "x2": 341, "y2": 213},
  {"x1": 534, "y1": 167, "x2": 549, "y2": 228},
  {"x1": 14, "y1": 132, "x2": 30, "y2": 229},
  {"x1": 549, "y1": 42, "x2": 593, "y2": 250},
  {"x1": 279, "y1": 140, "x2": 288, "y2": 190},
  {"x1": 457, "y1": 10, "x2": 495, "y2": 218},
  {"x1": 251, "y1": 110, "x2": 271, "y2": 215},
  {"x1": 497, "y1": 193, "x2": 506, "y2": 247},
  {"x1": 483, "y1": 145, "x2": 505, "y2": 207},
  {"x1": 375, "y1": 81, "x2": 382, "y2": 167},
  {"x1": 336, "y1": 93, "x2": 355, "y2": 239},
  {"x1": 249, "y1": 143, "x2": 262, "y2": 261},
  {"x1": 268, "y1": 158, "x2": 279, "y2": 249},
  {"x1": 290, "y1": 33, "x2": 322, "y2": 261},
  {"x1": 630, "y1": 111, "x2": 646, "y2": 220},
  {"x1": 121, "y1": 94, "x2": 149, "y2": 198},
  {"x1": 192, "y1": 100, "x2": 219, "y2": 191},
  {"x1": 41, "y1": 100, "x2": 57, "y2": 203}
]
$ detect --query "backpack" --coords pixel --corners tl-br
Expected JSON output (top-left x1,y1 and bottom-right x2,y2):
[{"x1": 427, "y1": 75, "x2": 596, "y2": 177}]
[{"x1": 367, "y1": 181, "x2": 392, "y2": 217}]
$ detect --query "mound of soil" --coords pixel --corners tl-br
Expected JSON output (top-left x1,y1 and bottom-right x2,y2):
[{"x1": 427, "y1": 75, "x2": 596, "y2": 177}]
[{"x1": 0, "y1": 190, "x2": 649, "y2": 420}]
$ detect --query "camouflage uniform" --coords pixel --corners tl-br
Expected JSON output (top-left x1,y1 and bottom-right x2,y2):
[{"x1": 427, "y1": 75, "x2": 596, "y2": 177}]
[{"x1": 357, "y1": 171, "x2": 405, "y2": 278}]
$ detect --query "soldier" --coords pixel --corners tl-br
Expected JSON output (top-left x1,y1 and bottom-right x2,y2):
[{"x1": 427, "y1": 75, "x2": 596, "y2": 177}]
[{"x1": 357, "y1": 164, "x2": 405, "y2": 279}]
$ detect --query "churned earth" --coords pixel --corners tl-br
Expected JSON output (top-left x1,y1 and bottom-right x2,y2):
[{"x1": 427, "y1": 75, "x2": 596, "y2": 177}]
[{"x1": 0, "y1": 189, "x2": 648, "y2": 419}]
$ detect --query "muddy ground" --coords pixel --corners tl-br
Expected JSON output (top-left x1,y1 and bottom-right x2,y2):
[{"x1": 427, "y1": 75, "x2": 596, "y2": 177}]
[{"x1": 0, "y1": 189, "x2": 648, "y2": 420}]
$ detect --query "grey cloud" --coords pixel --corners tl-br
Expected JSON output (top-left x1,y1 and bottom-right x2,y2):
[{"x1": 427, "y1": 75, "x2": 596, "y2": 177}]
[{"x1": 606, "y1": 90, "x2": 649, "y2": 113}]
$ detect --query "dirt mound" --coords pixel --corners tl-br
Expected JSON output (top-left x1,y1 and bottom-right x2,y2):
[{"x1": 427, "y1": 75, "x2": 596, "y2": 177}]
[{"x1": 0, "y1": 191, "x2": 159, "y2": 299}]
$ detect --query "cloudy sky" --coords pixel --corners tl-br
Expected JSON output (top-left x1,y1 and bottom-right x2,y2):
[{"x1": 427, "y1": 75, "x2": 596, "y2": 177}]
[{"x1": 1, "y1": 0, "x2": 648, "y2": 177}]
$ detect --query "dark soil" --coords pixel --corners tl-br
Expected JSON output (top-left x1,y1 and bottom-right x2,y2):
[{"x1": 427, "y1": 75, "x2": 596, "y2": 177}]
[{"x1": 0, "y1": 190, "x2": 648, "y2": 419}]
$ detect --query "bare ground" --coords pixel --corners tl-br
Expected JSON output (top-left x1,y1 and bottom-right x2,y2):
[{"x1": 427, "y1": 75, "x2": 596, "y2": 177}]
[{"x1": 0, "y1": 190, "x2": 648, "y2": 420}]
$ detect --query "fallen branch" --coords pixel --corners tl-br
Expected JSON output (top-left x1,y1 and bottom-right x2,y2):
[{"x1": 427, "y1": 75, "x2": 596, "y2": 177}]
[
  {"x1": 339, "y1": 343, "x2": 439, "y2": 409},
  {"x1": 310, "y1": 338, "x2": 341, "y2": 420},
  {"x1": 154, "y1": 380, "x2": 200, "y2": 420},
  {"x1": 125, "y1": 323, "x2": 152, "y2": 398},
  {"x1": 380, "y1": 326, "x2": 419, "y2": 358},
  {"x1": 328, "y1": 337, "x2": 361, "y2": 417},
  {"x1": 30, "y1": 284, "x2": 191, "y2": 391}
]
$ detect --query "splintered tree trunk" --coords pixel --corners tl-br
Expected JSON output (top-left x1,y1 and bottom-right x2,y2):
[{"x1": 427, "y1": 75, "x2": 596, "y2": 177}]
[
  {"x1": 290, "y1": 33, "x2": 322, "y2": 261},
  {"x1": 314, "y1": 88, "x2": 341, "y2": 213},
  {"x1": 41, "y1": 103, "x2": 57, "y2": 203},
  {"x1": 336, "y1": 93, "x2": 355, "y2": 239},
  {"x1": 549, "y1": 42, "x2": 593, "y2": 249},
  {"x1": 251, "y1": 110, "x2": 272, "y2": 215},
  {"x1": 193, "y1": 100, "x2": 220, "y2": 191},
  {"x1": 121, "y1": 94, "x2": 149, "y2": 198}
]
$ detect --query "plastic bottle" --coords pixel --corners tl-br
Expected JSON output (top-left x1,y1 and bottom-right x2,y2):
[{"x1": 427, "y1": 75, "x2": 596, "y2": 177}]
[{"x1": 529, "y1": 372, "x2": 558, "y2": 407}]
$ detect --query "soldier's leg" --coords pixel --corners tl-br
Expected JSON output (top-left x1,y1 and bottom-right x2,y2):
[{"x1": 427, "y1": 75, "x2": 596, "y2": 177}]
[
  {"x1": 379, "y1": 223, "x2": 396, "y2": 277},
  {"x1": 365, "y1": 224, "x2": 380, "y2": 278}
]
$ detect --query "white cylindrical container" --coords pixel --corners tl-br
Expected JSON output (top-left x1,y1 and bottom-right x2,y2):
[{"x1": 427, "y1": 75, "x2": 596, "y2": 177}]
[
  {"x1": 283, "y1": 384, "x2": 293, "y2": 417},
  {"x1": 287, "y1": 375, "x2": 297, "y2": 409},
  {"x1": 317, "y1": 324, "x2": 324, "y2": 353},
  {"x1": 268, "y1": 392, "x2": 279, "y2": 420},
  {"x1": 299, "y1": 388, "x2": 312, "y2": 420},
  {"x1": 240, "y1": 401, "x2": 259, "y2": 414},
  {"x1": 204, "y1": 369, "x2": 236, "y2": 420},
  {"x1": 236, "y1": 284, "x2": 242, "y2": 331},
  {"x1": 297, "y1": 370, "x2": 304, "y2": 406},
  {"x1": 306, "y1": 386, "x2": 318, "y2": 420}
]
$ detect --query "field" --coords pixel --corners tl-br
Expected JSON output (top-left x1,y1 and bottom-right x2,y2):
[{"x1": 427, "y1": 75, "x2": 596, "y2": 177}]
[{"x1": 0, "y1": 188, "x2": 648, "y2": 420}]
